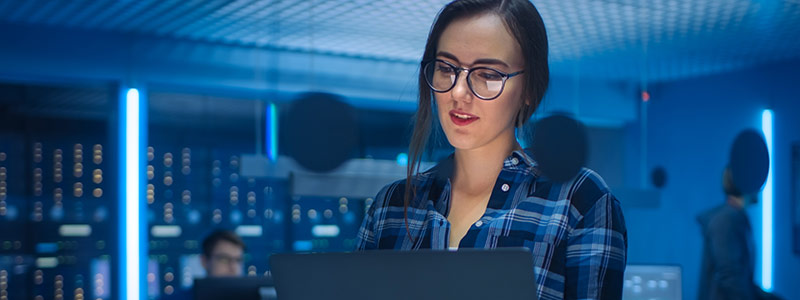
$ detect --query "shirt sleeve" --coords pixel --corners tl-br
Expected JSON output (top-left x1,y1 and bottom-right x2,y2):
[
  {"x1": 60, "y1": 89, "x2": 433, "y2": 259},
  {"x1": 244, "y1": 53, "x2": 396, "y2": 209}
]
[
  {"x1": 565, "y1": 191, "x2": 628, "y2": 299},
  {"x1": 354, "y1": 182, "x2": 394, "y2": 251}
]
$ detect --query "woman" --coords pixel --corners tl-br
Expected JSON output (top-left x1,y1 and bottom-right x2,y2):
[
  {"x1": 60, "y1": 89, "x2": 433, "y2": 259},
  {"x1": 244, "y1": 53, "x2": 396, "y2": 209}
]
[{"x1": 356, "y1": 0, "x2": 627, "y2": 299}]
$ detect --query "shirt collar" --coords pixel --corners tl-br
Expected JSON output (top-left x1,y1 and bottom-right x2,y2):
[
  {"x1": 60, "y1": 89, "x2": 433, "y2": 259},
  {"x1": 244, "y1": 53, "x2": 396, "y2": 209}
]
[
  {"x1": 415, "y1": 148, "x2": 541, "y2": 211},
  {"x1": 422, "y1": 148, "x2": 538, "y2": 177}
]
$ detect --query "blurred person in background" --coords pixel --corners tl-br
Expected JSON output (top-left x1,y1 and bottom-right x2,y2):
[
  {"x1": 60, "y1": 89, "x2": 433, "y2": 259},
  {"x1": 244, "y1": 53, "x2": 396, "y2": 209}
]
[
  {"x1": 697, "y1": 167, "x2": 782, "y2": 300},
  {"x1": 200, "y1": 230, "x2": 245, "y2": 277}
]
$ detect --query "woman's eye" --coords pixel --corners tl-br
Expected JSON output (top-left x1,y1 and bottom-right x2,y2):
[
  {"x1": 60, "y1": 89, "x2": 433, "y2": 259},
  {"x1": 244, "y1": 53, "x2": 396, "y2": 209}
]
[
  {"x1": 477, "y1": 71, "x2": 503, "y2": 81},
  {"x1": 437, "y1": 65, "x2": 455, "y2": 74}
]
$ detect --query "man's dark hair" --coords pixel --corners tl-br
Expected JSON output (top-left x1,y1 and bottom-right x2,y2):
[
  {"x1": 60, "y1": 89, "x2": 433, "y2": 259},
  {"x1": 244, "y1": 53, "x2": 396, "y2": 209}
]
[
  {"x1": 201, "y1": 230, "x2": 245, "y2": 258},
  {"x1": 722, "y1": 166, "x2": 743, "y2": 197}
]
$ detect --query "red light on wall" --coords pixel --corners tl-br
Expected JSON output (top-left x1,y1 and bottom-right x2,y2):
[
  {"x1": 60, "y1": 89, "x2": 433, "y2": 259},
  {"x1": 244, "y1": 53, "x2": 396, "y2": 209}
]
[{"x1": 641, "y1": 91, "x2": 650, "y2": 102}]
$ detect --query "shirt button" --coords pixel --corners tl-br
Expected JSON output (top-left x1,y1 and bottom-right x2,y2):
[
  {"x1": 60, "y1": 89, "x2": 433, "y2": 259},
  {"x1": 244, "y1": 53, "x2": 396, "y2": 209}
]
[
  {"x1": 511, "y1": 157, "x2": 519, "y2": 165},
  {"x1": 501, "y1": 183, "x2": 510, "y2": 192},
  {"x1": 475, "y1": 220, "x2": 483, "y2": 227}
]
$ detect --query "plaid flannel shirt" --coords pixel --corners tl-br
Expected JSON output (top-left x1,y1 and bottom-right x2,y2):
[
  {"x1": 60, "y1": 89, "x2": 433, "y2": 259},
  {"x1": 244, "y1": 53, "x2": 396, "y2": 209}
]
[{"x1": 356, "y1": 149, "x2": 627, "y2": 300}]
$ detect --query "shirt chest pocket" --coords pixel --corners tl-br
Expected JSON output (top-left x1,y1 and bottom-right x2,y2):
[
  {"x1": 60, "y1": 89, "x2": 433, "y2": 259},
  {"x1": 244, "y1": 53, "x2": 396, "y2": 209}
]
[
  {"x1": 488, "y1": 212, "x2": 568, "y2": 246},
  {"x1": 501, "y1": 199, "x2": 571, "y2": 244},
  {"x1": 483, "y1": 213, "x2": 556, "y2": 248}
]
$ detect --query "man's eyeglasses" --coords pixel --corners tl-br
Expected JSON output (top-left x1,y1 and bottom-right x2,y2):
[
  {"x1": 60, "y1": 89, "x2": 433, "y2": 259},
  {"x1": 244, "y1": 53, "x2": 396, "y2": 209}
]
[{"x1": 211, "y1": 254, "x2": 242, "y2": 265}]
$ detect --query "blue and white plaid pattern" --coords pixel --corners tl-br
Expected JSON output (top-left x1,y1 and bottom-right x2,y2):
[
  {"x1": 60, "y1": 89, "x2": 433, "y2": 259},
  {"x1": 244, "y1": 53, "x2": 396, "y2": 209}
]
[{"x1": 356, "y1": 149, "x2": 627, "y2": 300}]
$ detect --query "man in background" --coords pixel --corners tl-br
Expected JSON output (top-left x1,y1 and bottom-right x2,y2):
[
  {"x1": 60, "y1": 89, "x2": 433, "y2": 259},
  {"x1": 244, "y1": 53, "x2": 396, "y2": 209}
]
[
  {"x1": 200, "y1": 230, "x2": 245, "y2": 277},
  {"x1": 697, "y1": 167, "x2": 781, "y2": 300}
]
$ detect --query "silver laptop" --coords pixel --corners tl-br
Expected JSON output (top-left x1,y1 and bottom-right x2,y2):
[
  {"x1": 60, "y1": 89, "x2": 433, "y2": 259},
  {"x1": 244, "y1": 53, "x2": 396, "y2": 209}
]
[
  {"x1": 269, "y1": 248, "x2": 539, "y2": 300},
  {"x1": 622, "y1": 264, "x2": 682, "y2": 300}
]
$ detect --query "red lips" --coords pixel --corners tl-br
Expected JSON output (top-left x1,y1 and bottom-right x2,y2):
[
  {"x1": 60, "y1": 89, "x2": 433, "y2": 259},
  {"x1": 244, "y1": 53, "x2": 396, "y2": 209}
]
[{"x1": 449, "y1": 110, "x2": 479, "y2": 126}]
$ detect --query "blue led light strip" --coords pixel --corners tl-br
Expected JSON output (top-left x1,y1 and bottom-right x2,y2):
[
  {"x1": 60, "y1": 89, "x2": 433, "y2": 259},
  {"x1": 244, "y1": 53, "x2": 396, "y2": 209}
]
[
  {"x1": 120, "y1": 88, "x2": 146, "y2": 300},
  {"x1": 267, "y1": 102, "x2": 278, "y2": 161},
  {"x1": 761, "y1": 109, "x2": 774, "y2": 292}
]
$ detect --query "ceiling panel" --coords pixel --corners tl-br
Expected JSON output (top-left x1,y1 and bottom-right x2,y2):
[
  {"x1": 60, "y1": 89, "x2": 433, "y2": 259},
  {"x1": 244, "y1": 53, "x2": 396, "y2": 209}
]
[{"x1": 0, "y1": 0, "x2": 799, "y2": 81}]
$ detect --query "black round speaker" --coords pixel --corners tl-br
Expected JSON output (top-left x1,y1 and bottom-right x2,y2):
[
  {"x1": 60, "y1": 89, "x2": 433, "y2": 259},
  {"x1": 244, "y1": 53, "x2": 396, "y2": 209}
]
[
  {"x1": 529, "y1": 114, "x2": 588, "y2": 182},
  {"x1": 651, "y1": 166, "x2": 667, "y2": 189},
  {"x1": 728, "y1": 129, "x2": 770, "y2": 195},
  {"x1": 283, "y1": 92, "x2": 359, "y2": 173}
]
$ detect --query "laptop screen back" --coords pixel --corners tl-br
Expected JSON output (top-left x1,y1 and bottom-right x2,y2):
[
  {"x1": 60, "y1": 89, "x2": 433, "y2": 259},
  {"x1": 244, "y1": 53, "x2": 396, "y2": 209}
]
[{"x1": 270, "y1": 248, "x2": 539, "y2": 300}]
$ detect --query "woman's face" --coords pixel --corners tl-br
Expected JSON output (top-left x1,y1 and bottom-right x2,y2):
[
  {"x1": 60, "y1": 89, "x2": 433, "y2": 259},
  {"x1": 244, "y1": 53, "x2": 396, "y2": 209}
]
[{"x1": 435, "y1": 13, "x2": 526, "y2": 153}]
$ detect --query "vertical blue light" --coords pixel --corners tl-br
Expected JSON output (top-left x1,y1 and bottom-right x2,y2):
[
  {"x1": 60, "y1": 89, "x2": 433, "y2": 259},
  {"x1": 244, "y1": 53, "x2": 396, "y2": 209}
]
[
  {"x1": 760, "y1": 109, "x2": 773, "y2": 292},
  {"x1": 119, "y1": 87, "x2": 146, "y2": 300},
  {"x1": 267, "y1": 102, "x2": 278, "y2": 161}
]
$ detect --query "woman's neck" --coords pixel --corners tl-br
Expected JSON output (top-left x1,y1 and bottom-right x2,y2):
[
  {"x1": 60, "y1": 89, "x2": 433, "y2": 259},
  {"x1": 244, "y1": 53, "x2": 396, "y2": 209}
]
[{"x1": 451, "y1": 132, "x2": 519, "y2": 196}]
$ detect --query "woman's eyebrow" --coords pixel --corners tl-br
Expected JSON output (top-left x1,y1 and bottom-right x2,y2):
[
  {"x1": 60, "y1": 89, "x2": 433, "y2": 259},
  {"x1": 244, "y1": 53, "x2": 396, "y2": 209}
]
[{"x1": 436, "y1": 51, "x2": 510, "y2": 68}]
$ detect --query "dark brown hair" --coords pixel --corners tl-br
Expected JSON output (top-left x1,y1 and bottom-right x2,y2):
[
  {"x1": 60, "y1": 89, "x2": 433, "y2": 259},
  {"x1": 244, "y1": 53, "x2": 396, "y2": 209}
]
[
  {"x1": 201, "y1": 230, "x2": 245, "y2": 257},
  {"x1": 404, "y1": 0, "x2": 550, "y2": 239}
]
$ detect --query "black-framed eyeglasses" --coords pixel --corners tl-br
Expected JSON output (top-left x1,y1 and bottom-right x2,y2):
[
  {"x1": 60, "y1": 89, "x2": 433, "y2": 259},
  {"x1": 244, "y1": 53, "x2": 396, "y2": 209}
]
[
  {"x1": 423, "y1": 59, "x2": 524, "y2": 100},
  {"x1": 211, "y1": 254, "x2": 243, "y2": 265}
]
